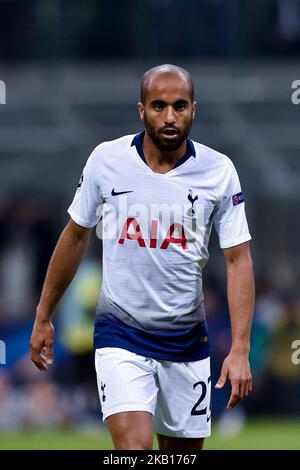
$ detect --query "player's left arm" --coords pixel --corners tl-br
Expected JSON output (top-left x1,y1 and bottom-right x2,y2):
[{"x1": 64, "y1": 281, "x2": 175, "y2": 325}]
[{"x1": 215, "y1": 241, "x2": 255, "y2": 409}]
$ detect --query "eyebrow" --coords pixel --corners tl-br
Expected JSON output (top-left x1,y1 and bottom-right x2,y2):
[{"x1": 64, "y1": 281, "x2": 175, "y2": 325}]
[{"x1": 150, "y1": 99, "x2": 189, "y2": 106}]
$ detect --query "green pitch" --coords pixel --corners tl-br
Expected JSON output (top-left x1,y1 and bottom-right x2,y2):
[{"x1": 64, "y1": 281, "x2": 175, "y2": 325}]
[{"x1": 0, "y1": 419, "x2": 299, "y2": 450}]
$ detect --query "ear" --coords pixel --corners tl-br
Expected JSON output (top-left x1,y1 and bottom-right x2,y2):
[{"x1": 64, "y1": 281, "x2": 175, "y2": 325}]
[
  {"x1": 192, "y1": 101, "x2": 197, "y2": 119},
  {"x1": 138, "y1": 102, "x2": 144, "y2": 121}
]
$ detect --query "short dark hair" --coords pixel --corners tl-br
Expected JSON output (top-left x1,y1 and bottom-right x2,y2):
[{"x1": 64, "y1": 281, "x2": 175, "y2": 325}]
[{"x1": 140, "y1": 64, "x2": 194, "y2": 104}]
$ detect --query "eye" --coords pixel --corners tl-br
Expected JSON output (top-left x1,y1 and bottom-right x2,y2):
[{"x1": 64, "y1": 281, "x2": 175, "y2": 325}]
[
  {"x1": 175, "y1": 101, "x2": 187, "y2": 111},
  {"x1": 153, "y1": 102, "x2": 164, "y2": 111}
]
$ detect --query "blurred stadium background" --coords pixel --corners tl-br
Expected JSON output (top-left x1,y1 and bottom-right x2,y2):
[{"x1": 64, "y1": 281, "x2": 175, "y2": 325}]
[{"x1": 0, "y1": 0, "x2": 300, "y2": 450}]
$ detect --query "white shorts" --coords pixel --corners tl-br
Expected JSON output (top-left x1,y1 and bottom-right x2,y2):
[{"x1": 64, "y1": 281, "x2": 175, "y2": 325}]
[{"x1": 95, "y1": 347, "x2": 211, "y2": 438}]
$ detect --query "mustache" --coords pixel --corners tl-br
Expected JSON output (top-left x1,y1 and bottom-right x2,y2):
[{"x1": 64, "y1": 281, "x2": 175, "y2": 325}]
[{"x1": 160, "y1": 126, "x2": 180, "y2": 133}]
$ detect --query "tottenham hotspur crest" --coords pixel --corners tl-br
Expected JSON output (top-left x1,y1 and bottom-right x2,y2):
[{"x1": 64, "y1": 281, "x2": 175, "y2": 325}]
[
  {"x1": 187, "y1": 189, "x2": 198, "y2": 216},
  {"x1": 100, "y1": 381, "x2": 106, "y2": 402}
]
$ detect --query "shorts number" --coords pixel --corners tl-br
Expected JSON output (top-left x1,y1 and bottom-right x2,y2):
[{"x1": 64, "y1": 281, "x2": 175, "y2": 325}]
[{"x1": 191, "y1": 376, "x2": 211, "y2": 418}]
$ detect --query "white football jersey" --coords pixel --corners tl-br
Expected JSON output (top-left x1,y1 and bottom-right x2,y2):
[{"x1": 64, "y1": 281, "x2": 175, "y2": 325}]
[{"x1": 68, "y1": 132, "x2": 251, "y2": 361}]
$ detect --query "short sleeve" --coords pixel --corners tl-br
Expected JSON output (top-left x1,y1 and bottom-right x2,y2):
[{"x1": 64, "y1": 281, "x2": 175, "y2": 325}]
[
  {"x1": 67, "y1": 148, "x2": 103, "y2": 228},
  {"x1": 213, "y1": 160, "x2": 251, "y2": 249}
]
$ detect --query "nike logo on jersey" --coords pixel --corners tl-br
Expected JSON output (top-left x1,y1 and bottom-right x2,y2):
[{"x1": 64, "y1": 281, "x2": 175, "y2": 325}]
[{"x1": 111, "y1": 188, "x2": 133, "y2": 196}]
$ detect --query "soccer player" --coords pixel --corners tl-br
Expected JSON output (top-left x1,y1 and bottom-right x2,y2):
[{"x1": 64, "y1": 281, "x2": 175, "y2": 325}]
[{"x1": 30, "y1": 64, "x2": 255, "y2": 450}]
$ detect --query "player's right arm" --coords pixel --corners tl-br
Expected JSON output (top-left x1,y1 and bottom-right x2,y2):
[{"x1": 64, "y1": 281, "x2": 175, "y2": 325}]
[{"x1": 30, "y1": 219, "x2": 93, "y2": 371}]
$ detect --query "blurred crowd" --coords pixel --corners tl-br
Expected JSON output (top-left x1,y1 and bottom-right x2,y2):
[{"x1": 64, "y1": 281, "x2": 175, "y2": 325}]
[
  {"x1": 0, "y1": 195, "x2": 102, "y2": 431},
  {"x1": 1, "y1": 0, "x2": 300, "y2": 61},
  {"x1": 0, "y1": 195, "x2": 299, "y2": 433}
]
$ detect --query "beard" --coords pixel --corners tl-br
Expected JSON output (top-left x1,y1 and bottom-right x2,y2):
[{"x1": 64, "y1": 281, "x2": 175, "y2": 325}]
[{"x1": 143, "y1": 113, "x2": 193, "y2": 152}]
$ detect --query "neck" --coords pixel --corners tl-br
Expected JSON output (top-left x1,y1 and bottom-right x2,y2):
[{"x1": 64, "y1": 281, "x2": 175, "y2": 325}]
[{"x1": 142, "y1": 132, "x2": 187, "y2": 172}]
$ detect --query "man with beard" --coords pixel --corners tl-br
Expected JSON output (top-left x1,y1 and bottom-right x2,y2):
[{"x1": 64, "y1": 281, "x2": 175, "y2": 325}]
[{"x1": 30, "y1": 65, "x2": 255, "y2": 450}]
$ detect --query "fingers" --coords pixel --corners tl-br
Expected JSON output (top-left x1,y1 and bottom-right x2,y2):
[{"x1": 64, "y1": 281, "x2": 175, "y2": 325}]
[
  {"x1": 34, "y1": 357, "x2": 48, "y2": 372},
  {"x1": 30, "y1": 343, "x2": 53, "y2": 372},
  {"x1": 217, "y1": 355, "x2": 253, "y2": 410},
  {"x1": 241, "y1": 374, "x2": 252, "y2": 398},
  {"x1": 30, "y1": 345, "x2": 48, "y2": 372},
  {"x1": 215, "y1": 365, "x2": 228, "y2": 390},
  {"x1": 227, "y1": 379, "x2": 241, "y2": 409},
  {"x1": 30, "y1": 321, "x2": 55, "y2": 372},
  {"x1": 243, "y1": 378, "x2": 250, "y2": 397},
  {"x1": 240, "y1": 378, "x2": 247, "y2": 398},
  {"x1": 227, "y1": 375, "x2": 253, "y2": 409},
  {"x1": 45, "y1": 341, "x2": 54, "y2": 365},
  {"x1": 245, "y1": 375, "x2": 253, "y2": 397},
  {"x1": 249, "y1": 376, "x2": 253, "y2": 393}
]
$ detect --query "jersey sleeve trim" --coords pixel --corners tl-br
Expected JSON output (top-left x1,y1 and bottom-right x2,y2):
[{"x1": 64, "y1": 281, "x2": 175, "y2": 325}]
[
  {"x1": 67, "y1": 209, "x2": 98, "y2": 228},
  {"x1": 220, "y1": 233, "x2": 252, "y2": 249}
]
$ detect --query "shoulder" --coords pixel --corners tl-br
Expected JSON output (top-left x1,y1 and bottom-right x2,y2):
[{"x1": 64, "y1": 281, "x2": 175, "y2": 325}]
[
  {"x1": 92, "y1": 134, "x2": 135, "y2": 157},
  {"x1": 192, "y1": 140, "x2": 234, "y2": 174},
  {"x1": 87, "y1": 134, "x2": 136, "y2": 166},
  {"x1": 191, "y1": 140, "x2": 239, "y2": 199}
]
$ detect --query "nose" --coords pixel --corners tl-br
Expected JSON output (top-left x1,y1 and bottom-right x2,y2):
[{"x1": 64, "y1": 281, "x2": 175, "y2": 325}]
[{"x1": 164, "y1": 106, "x2": 176, "y2": 125}]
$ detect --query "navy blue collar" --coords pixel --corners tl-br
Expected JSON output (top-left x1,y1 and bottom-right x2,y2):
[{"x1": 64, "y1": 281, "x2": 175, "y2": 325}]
[{"x1": 131, "y1": 131, "x2": 196, "y2": 171}]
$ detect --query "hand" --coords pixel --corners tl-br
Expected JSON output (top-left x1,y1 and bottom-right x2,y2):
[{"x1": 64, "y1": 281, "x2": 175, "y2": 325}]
[
  {"x1": 215, "y1": 350, "x2": 252, "y2": 410},
  {"x1": 30, "y1": 318, "x2": 55, "y2": 372}
]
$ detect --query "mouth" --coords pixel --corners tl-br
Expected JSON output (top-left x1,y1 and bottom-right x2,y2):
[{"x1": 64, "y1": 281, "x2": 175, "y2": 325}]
[{"x1": 161, "y1": 129, "x2": 179, "y2": 140}]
